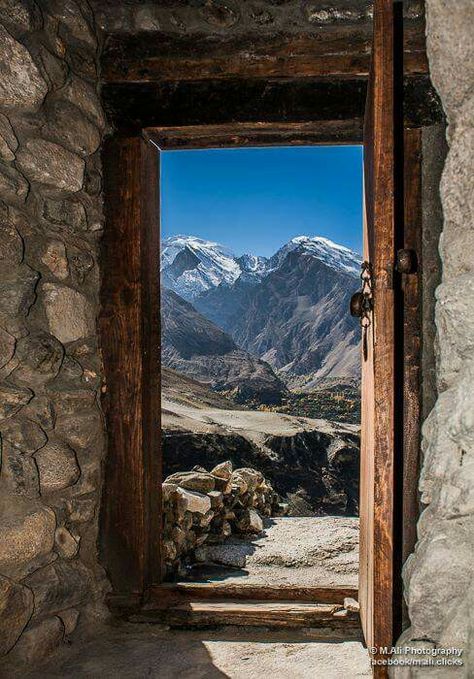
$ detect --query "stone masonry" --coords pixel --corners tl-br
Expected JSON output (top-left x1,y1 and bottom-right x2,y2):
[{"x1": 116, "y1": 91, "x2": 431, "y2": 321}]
[
  {"x1": 393, "y1": 1, "x2": 474, "y2": 677},
  {"x1": 162, "y1": 461, "x2": 279, "y2": 577},
  {"x1": 0, "y1": 0, "x2": 106, "y2": 665}
]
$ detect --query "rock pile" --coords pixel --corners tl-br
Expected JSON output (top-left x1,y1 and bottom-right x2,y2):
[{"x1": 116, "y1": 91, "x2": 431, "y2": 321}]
[{"x1": 162, "y1": 461, "x2": 279, "y2": 575}]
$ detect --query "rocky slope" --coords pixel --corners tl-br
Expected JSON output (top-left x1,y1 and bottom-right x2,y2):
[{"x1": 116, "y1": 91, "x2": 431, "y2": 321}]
[
  {"x1": 199, "y1": 245, "x2": 361, "y2": 386},
  {"x1": 162, "y1": 372, "x2": 360, "y2": 516},
  {"x1": 161, "y1": 289, "x2": 287, "y2": 405}
]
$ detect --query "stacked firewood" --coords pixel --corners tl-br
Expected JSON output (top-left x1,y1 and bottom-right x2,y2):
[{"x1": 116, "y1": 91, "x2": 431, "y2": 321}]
[{"x1": 162, "y1": 460, "x2": 279, "y2": 576}]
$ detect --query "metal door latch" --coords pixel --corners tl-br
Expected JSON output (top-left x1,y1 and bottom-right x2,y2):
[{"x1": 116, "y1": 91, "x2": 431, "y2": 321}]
[
  {"x1": 350, "y1": 261, "x2": 373, "y2": 361},
  {"x1": 396, "y1": 248, "x2": 417, "y2": 274}
]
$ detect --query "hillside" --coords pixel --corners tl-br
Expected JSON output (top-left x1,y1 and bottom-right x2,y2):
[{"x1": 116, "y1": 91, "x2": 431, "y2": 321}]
[
  {"x1": 162, "y1": 370, "x2": 360, "y2": 516},
  {"x1": 161, "y1": 288, "x2": 287, "y2": 405}
]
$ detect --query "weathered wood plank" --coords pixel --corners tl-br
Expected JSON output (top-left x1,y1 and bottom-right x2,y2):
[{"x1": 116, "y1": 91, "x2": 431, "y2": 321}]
[
  {"x1": 101, "y1": 26, "x2": 427, "y2": 83},
  {"x1": 131, "y1": 599, "x2": 362, "y2": 632},
  {"x1": 145, "y1": 120, "x2": 364, "y2": 149},
  {"x1": 360, "y1": 0, "x2": 402, "y2": 674},
  {"x1": 147, "y1": 583, "x2": 358, "y2": 605},
  {"x1": 99, "y1": 135, "x2": 162, "y2": 594},
  {"x1": 102, "y1": 78, "x2": 367, "y2": 134}
]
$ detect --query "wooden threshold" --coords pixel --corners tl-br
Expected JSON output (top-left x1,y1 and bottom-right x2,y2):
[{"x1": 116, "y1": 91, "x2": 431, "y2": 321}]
[
  {"x1": 133, "y1": 599, "x2": 361, "y2": 635},
  {"x1": 148, "y1": 582, "x2": 358, "y2": 605}
]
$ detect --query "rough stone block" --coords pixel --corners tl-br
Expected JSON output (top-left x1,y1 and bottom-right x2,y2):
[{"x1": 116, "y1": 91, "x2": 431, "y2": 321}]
[
  {"x1": 0, "y1": 112, "x2": 18, "y2": 161},
  {"x1": 176, "y1": 488, "x2": 211, "y2": 515},
  {"x1": 43, "y1": 198, "x2": 88, "y2": 231},
  {"x1": 0, "y1": 498, "x2": 56, "y2": 579},
  {"x1": 166, "y1": 471, "x2": 216, "y2": 494},
  {"x1": 41, "y1": 283, "x2": 94, "y2": 343},
  {"x1": 44, "y1": 100, "x2": 101, "y2": 156},
  {"x1": 54, "y1": 526, "x2": 80, "y2": 559},
  {"x1": 0, "y1": 162, "x2": 29, "y2": 204},
  {"x1": 0, "y1": 264, "x2": 38, "y2": 319},
  {"x1": 0, "y1": 382, "x2": 33, "y2": 421},
  {"x1": 41, "y1": 240, "x2": 69, "y2": 280},
  {"x1": 236, "y1": 508, "x2": 264, "y2": 534},
  {"x1": 9, "y1": 616, "x2": 64, "y2": 664},
  {"x1": 13, "y1": 331, "x2": 64, "y2": 386},
  {"x1": 16, "y1": 138, "x2": 85, "y2": 192},
  {"x1": 23, "y1": 561, "x2": 93, "y2": 620},
  {"x1": 60, "y1": 77, "x2": 105, "y2": 129},
  {"x1": 54, "y1": 409, "x2": 102, "y2": 451},
  {"x1": 0, "y1": 574, "x2": 34, "y2": 655},
  {"x1": 58, "y1": 607, "x2": 79, "y2": 635},
  {"x1": 34, "y1": 439, "x2": 81, "y2": 494},
  {"x1": 0, "y1": 326, "x2": 15, "y2": 370},
  {"x1": 0, "y1": 417, "x2": 47, "y2": 454},
  {"x1": 211, "y1": 460, "x2": 232, "y2": 480},
  {"x1": 0, "y1": 24, "x2": 47, "y2": 112}
]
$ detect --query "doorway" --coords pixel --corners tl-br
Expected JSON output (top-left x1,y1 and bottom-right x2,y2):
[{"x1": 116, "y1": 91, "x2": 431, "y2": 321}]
[{"x1": 160, "y1": 144, "x2": 363, "y2": 593}]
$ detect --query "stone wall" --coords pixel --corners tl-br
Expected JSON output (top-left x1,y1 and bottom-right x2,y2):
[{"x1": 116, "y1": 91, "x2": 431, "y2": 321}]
[
  {"x1": 0, "y1": 0, "x2": 106, "y2": 665},
  {"x1": 394, "y1": 1, "x2": 474, "y2": 676},
  {"x1": 163, "y1": 461, "x2": 279, "y2": 577}
]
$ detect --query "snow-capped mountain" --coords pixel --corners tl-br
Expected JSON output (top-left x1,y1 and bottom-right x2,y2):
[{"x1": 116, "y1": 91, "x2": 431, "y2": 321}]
[
  {"x1": 161, "y1": 234, "x2": 361, "y2": 301},
  {"x1": 161, "y1": 235, "x2": 242, "y2": 300},
  {"x1": 268, "y1": 236, "x2": 361, "y2": 276}
]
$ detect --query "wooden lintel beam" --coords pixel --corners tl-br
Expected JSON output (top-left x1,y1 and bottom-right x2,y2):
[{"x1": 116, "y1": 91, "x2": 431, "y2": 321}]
[
  {"x1": 101, "y1": 25, "x2": 428, "y2": 84},
  {"x1": 145, "y1": 120, "x2": 364, "y2": 149},
  {"x1": 102, "y1": 78, "x2": 367, "y2": 135}
]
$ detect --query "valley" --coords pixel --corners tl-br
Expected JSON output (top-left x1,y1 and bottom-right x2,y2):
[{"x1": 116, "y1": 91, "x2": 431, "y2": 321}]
[{"x1": 160, "y1": 233, "x2": 362, "y2": 518}]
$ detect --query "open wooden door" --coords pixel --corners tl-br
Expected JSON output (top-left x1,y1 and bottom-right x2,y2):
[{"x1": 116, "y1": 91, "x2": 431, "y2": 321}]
[{"x1": 359, "y1": 0, "x2": 403, "y2": 668}]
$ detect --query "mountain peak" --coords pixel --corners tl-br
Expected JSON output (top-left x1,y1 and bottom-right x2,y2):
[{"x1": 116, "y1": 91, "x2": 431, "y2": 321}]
[{"x1": 270, "y1": 235, "x2": 361, "y2": 276}]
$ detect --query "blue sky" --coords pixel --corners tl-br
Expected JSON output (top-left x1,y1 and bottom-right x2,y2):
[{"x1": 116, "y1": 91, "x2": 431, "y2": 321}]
[{"x1": 161, "y1": 145, "x2": 363, "y2": 257}]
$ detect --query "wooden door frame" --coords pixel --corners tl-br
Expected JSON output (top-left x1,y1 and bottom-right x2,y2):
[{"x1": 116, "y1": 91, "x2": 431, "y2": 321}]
[
  {"x1": 99, "y1": 122, "x2": 365, "y2": 602},
  {"x1": 99, "y1": 119, "x2": 421, "y2": 624}
]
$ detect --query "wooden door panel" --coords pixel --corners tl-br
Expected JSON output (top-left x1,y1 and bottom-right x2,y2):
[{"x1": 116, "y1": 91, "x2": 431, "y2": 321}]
[{"x1": 359, "y1": 0, "x2": 398, "y2": 661}]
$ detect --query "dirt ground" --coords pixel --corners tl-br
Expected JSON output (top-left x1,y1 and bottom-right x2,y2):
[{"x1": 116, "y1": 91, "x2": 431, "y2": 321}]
[
  {"x1": 19, "y1": 623, "x2": 371, "y2": 679},
  {"x1": 188, "y1": 516, "x2": 359, "y2": 587}
]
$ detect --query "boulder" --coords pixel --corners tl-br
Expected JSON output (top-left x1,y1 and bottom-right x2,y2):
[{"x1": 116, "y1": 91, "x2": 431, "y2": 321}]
[
  {"x1": 233, "y1": 467, "x2": 263, "y2": 493},
  {"x1": 16, "y1": 139, "x2": 85, "y2": 192},
  {"x1": 211, "y1": 460, "x2": 233, "y2": 480},
  {"x1": 176, "y1": 488, "x2": 211, "y2": 515},
  {"x1": 41, "y1": 283, "x2": 94, "y2": 344},
  {"x1": 236, "y1": 509, "x2": 264, "y2": 534},
  {"x1": 34, "y1": 440, "x2": 81, "y2": 494},
  {"x1": 9, "y1": 616, "x2": 64, "y2": 664},
  {"x1": 0, "y1": 575, "x2": 34, "y2": 655},
  {"x1": 0, "y1": 498, "x2": 56, "y2": 579},
  {"x1": 54, "y1": 527, "x2": 80, "y2": 559},
  {"x1": 165, "y1": 471, "x2": 215, "y2": 494},
  {"x1": 0, "y1": 25, "x2": 47, "y2": 112}
]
